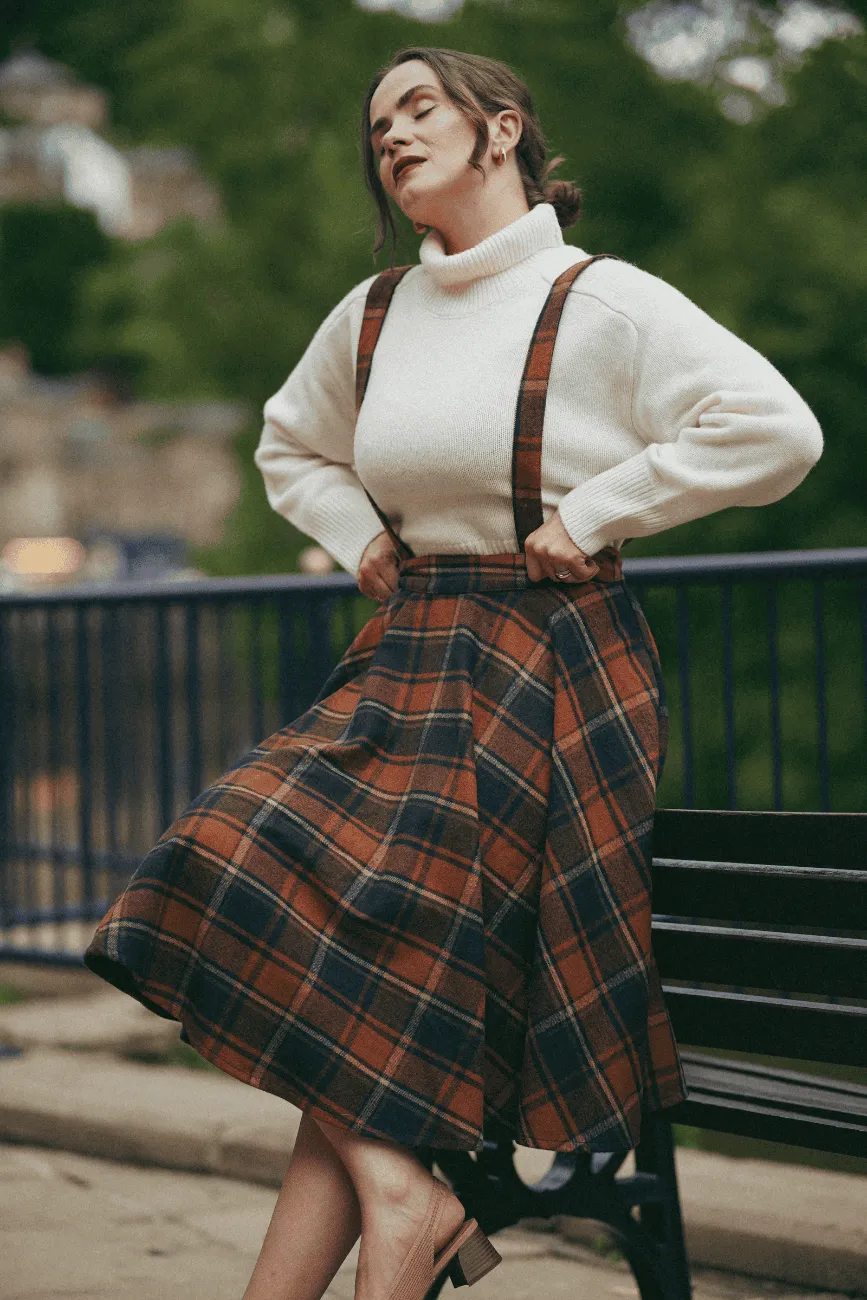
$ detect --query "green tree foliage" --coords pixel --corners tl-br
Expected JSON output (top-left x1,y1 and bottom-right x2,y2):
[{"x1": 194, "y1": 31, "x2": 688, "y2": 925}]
[
  {"x1": 636, "y1": 27, "x2": 867, "y2": 552},
  {"x1": 0, "y1": 203, "x2": 110, "y2": 374},
  {"x1": 4, "y1": 0, "x2": 865, "y2": 567}
]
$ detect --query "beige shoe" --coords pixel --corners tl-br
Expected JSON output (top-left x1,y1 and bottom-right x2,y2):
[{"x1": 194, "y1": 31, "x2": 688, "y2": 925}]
[{"x1": 385, "y1": 1176, "x2": 502, "y2": 1300}]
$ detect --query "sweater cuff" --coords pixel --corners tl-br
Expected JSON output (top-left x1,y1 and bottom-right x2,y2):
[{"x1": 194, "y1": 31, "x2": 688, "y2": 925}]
[
  {"x1": 556, "y1": 454, "x2": 667, "y2": 556},
  {"x1": 310, "y1": 485, "x2": 388, "y2": 578}
]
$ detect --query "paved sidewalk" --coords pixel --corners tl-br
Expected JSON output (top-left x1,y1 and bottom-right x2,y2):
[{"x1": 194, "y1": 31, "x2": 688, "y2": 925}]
[
  {"x1": 2, "y1": 980, "x2": 867, "y2": 1295},
  {"x1": 3, "y1": 1042, "x2": 867, "y2": 1294},
  {"x1": 0, "y1": 1141, "x2": 858, "y2": 1300}
]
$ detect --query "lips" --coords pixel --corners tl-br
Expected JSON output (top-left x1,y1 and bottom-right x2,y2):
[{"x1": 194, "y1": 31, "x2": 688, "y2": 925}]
[{"x1": 393, "y1": 156, "x2": 425, "y2": 184}]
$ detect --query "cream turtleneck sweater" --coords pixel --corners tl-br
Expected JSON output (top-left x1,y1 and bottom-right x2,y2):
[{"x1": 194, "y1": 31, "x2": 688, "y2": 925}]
[{"x1": 256, "y1": 203, "x2": 822, "y2": 576}]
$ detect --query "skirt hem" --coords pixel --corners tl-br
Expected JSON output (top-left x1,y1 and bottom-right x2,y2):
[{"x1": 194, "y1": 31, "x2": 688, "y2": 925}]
[{"x1": 84, "y1": 946, "x2": 686, "y2": 1155}]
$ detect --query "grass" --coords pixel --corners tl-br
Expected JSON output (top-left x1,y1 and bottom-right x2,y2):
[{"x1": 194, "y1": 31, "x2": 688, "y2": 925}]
[
  {"x1": 0, "y1": 983, "x2": 27, "y2": 1007},
  {"x1": 123, "y1": 1040, "x2": 222, "y2": 1072},
  {"x1": 588, "y1": 1232, "x2": 624, "y2": 1263}
]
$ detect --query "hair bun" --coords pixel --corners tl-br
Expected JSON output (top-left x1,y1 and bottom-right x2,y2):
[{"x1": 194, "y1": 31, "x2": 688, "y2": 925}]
[{"x1": 544, "y1": 179, "x2": 583, "y2": 229}]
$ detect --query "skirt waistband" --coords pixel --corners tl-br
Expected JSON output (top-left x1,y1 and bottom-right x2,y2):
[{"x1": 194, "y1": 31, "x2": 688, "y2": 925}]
[{"x1": 396, "y1": 546, "x2": 623, "y2": 595}]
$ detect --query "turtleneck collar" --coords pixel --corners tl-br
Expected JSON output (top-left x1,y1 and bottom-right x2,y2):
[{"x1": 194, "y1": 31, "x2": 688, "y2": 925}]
[{"x1": 418, "y1": 202, "x2": 564, "y2": 287}]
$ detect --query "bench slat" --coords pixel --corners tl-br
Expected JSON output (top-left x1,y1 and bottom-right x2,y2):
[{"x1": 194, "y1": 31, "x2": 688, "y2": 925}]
[
  {"x1": 653, "y1": 809, "x2": 867, "y2": 869},
  {"x1": 672, "y1": 1052, "x2": 867, "y2": 1158},
  {"x1": 652, "y1": 859, "x2": 867, "y2": 928},
  {"x1": 653, "y1": 920, "x2": 867, "y2": 997},
  {"x1": 673, "y1": 1088, "x2": 867, "y2": 1159},
  {"x1": 680, "y1": 1052, "x2": 867, "y2": 1115},
  {"x1": 664, "y1": 984, "x2": 867, "y2": 1066}
]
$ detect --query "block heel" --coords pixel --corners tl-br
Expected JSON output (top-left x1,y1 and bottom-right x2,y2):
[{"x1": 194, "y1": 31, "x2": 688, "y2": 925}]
[
  {"x1": 386, "y1": 1178, "x2": 503, "y2": 1300},
  {"x1": 446, "y1": 1224, "x2": 502, "y2": 1288}
]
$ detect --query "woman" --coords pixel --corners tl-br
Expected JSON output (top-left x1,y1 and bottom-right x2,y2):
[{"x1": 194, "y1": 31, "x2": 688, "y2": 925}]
[{"x1": 84, "y1": 45, "x2": 823, "y2": 1300}]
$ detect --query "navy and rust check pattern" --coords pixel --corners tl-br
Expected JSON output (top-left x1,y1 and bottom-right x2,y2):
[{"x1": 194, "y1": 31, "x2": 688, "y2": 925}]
[
  {"x1": 83, "y1": 255, "x2": 688, "y2": 1153},
  {"x1": 83, "y1": 553, "x2": 686, "y2": 1151}
]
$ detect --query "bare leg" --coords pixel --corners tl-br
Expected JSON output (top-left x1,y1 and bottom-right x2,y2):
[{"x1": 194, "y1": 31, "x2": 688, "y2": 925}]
[
  {"x1": 313, "y1": 1119, "x2": 465, "y2": 1300},
  {"x1": 242, "y1": 1110, "x2": 362, "y2": 1300}
]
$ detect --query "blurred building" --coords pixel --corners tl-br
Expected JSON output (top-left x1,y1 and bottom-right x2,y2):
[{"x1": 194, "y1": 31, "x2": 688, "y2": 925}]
[
  {"x1": 0, "y1": 344, "x2": 246, "y2": 589},
  {"x1": 0, "y1": 51, "x2": 221, "y2": 238}
]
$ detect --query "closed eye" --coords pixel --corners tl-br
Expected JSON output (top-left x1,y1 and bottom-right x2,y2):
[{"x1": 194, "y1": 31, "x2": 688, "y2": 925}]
[{"x1": 378, "y1": 106, "x2": 434, "y2": 157}]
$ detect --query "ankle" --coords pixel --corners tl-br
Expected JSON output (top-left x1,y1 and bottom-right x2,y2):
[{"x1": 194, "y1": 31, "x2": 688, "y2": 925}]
[{"x1": 362, "y1": 1158, "x2": 433, "y2": 1218}]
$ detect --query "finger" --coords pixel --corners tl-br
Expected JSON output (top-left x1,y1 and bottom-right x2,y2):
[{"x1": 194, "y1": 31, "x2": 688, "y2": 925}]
[
  {"x1": 358, "y1": 570, "x2": 390, "y2": 601},
  {"x1": 359, "y1": 530, "x2": 390, "y2": 570},
  {"x1": 532, "y1": 551, "x2": 572, "y2": 582},
  {"x1": 371, "y1": 548, "x2": 398, "y2": 575},
  {"x1": 563, "y1": 562, "x2": 599, "y2": 581},
  {"x1": 362, "y1": 581, "x2": 392, "y2": 602},
  {"x1": 372, "y1": 563, "x2": 399, "y2": 600},
  {"x1": 572, "y1": 554, "x2": 600, "y2": 576},
  {"x1": 374, "y1": 558, "x2": 399, "y2": 590},
  {"x1": 523, "y1": 549, "x2": 544, "y2": 583},
  {"x1": 549, "y1": 555, "x2": 599, "y2": 582}
]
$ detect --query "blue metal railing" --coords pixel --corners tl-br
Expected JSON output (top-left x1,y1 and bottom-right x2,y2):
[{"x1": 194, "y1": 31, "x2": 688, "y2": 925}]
[{"x1": 1, "y1": 547, "x2": 866, "y2": 963}]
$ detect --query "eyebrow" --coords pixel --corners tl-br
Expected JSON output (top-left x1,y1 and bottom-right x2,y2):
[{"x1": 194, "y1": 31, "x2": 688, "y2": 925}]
[{"x1": 369, "y1": 83, "x2": 439, "y2": 143}]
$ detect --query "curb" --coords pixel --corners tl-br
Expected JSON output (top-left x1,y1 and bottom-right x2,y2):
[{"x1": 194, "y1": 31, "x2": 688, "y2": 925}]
[
  {"x1": 0, "y1": 1047, "x2": 299, "y2": 1186},
  {"x1": 2, "y1": 1047, "x2": 867, "y2": 1293}
]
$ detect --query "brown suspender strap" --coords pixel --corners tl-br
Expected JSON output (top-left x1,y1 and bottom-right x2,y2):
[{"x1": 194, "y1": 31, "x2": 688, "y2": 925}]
[
  {"x1": 512, "y1": 253, "x2": 623, "y2": 552},
  {"x1": 355, "y1": 265, "x2": 414, "y2": 413},
  {"x1": 357, "y1": 253, "x2": 625, "y2": 566},
  {"x1": 355, "y1": 265, "x2": 415, "y2": 561}
]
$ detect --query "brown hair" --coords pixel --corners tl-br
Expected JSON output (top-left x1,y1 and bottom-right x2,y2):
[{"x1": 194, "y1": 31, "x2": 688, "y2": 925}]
[{"x1": 360, "y1": 46, "x2": 583, "y2": 261}]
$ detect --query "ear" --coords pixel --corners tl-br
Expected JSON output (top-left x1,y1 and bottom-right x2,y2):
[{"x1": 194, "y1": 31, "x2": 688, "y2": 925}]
[{"x1": 492, "y1": 107, "x2": 522, "y2": 153}]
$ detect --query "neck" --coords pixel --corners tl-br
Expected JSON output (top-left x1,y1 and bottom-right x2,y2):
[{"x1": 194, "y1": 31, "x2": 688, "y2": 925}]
[
  {"x1": 428, "y1": 192, "x2": 532, "y2": 256},
  {"x1": 418, "y1": 202, "x2": 565, "y2": 293}
]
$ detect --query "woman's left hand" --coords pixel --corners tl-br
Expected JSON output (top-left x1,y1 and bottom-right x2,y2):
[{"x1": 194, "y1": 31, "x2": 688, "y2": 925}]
[{"x1": 524, "y1": 511, "x2": 599, "y2": 583}]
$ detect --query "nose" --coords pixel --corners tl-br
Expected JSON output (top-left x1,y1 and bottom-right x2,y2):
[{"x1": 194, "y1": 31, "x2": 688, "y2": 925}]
[{"x1": 382, "y1": 121, "x2": 411, "y2": 156}]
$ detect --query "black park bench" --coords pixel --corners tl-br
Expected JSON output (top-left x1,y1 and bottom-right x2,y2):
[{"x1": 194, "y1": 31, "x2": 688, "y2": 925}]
[{"x1": 427, "y1": 808, "x2": 867, "y2": 1300}]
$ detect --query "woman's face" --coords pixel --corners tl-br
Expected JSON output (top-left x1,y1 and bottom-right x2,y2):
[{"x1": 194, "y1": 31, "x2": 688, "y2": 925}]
[{"x1": 369, "y1": 60, "x2": 489, "y2": 228}]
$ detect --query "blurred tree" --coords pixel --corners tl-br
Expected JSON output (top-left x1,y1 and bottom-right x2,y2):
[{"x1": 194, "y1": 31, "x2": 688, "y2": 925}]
[
  {"x1": 634, "y1": 25, "x2": 867, "y2": 552},
  {"x1": 1, "y1": 1, "x2": 176, "y2": 138},
  {"x1": 1, "y1": 0, "x2": 863, "y2": 814},
  {"x1": 3, "y1": 0, "x2": 864, "y2": 564},
  {"x1": 0, "y1": 203, "x2": 110, "y2": 374}
]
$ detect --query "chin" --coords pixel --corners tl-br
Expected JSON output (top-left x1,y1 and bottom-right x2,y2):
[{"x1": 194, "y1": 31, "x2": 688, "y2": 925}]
[
  {"x1": 403, "y1": 208, "x2": 433, "y2": 229},
  {"x1": 397, "y1": 194, "x2": 441, "y2": 229}
]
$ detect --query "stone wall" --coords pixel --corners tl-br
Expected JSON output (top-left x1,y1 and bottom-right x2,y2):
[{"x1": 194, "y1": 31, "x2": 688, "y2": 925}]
[{"x1": 0, "y1": 346, "x2": 245, "y2": 553}]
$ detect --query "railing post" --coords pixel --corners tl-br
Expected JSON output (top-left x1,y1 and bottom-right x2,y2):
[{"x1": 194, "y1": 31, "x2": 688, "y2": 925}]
[
  {"x1": 721, "y1": 582, "x2": 737, "y2": 810},
  {"x1": 278, "y1": 595, "x2": 297, "y2": 725},
  {"x1": 766, "y1": 582, "x2": 783, "y2": 811},
  {"x1": 675, "y1": 587, "x2": 695, "y2": 808},
  {"x1": 248, "y1": 600, "x2": 265, "y2": 745},
  {"x1": 46, "y1": 609, "x2": 64, "y2": 903},
  {"x1": 185, "y1": 602, "x2": 202, "y2": 801},
  {"x1": 153, "y1": 603, "x2": 174, "y2": 832},
  {"x1": 0, "y1": 608, "x2": 13, "y2": 932},
  {"x1": 99, "y1": 604, "x2": 122, "y2": 867},
  {"x1": 813, "y1": 579, "x2": 830, "y2": 812},
  {"x1": 861, "y1": 578, "x2": 867, "y2": 771},
  {"x1": 74, "y1": 605, "x2": 94, "y2": 914}
]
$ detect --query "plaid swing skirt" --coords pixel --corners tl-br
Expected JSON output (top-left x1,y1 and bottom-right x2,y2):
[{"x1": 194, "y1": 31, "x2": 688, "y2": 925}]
[{"x1": 84, "y1": 546, "x2": 688, "y2": 1153}]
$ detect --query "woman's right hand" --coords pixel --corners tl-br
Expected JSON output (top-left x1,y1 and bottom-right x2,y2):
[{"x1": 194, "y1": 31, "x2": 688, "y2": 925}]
[{"x1": 357, "y1": 530, "x2": 400, "y2": 602}]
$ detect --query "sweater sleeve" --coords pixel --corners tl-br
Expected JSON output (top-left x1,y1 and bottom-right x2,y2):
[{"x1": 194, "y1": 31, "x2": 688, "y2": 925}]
[
  {"x1": 556, "y1": 274, "x2": 824, "y2": 556},
  {"x1": 254, "y1": 279, "x2": 386, "y2": 578}
]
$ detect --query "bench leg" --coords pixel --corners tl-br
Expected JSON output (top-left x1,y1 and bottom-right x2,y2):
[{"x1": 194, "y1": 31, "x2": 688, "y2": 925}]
[
  {"x1": 425, "y1": 1112, "x2": 692, "y2": 1300},
  {"x1": 634, "y1": 1112, "x2": 692, "y2": 1300}
]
